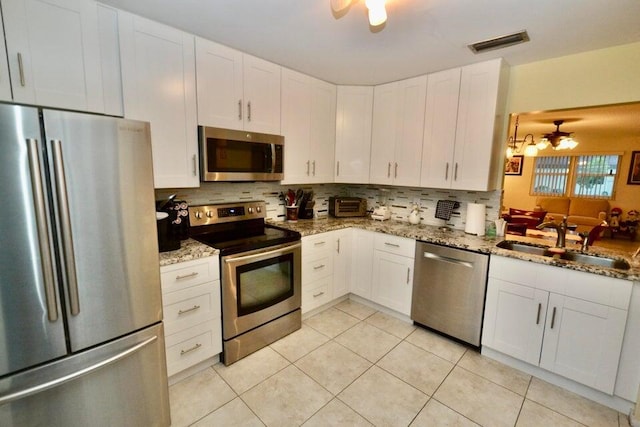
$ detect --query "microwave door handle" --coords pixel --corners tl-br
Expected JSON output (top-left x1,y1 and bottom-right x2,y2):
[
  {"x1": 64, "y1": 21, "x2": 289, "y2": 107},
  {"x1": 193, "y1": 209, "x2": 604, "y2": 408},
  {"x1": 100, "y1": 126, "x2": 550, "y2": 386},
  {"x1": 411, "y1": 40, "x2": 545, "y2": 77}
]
[{"x1": 271, "y1": 144, "x2": 276, "y2": 173}]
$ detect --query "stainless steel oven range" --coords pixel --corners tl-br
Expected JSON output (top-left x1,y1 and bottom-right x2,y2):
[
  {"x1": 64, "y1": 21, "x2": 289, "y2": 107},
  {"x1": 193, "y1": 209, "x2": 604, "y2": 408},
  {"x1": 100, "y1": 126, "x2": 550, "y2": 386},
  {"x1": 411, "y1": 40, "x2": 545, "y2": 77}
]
[{"x1": 189, "y1": 201, "x2": 301, "y2": 365}]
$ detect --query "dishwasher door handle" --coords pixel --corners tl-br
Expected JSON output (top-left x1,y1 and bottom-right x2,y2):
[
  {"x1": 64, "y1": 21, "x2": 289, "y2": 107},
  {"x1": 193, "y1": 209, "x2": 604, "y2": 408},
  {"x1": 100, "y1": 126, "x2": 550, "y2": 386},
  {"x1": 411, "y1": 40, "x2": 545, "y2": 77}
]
[{"x1": 423, "y1": 251, "x2": 473, "y2": 269}]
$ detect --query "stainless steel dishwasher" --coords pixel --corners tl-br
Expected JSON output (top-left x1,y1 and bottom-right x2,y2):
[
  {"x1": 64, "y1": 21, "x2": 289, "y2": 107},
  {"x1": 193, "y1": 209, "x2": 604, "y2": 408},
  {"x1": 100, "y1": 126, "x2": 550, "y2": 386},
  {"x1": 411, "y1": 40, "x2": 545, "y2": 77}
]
[{"x1": 411, "y1": 241, "x2": 489, "y2": 347}]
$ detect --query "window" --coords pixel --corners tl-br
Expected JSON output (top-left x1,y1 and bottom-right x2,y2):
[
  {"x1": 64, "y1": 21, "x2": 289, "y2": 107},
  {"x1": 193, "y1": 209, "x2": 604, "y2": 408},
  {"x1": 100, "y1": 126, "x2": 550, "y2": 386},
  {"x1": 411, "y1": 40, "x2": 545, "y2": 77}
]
[
  {"x1": 531, "y1": 154, "x2": 620, "y2": 200},
  {"x1": 531, "y1": 156, "x2": 570, "y2": 196},
  {"x1": 572, "y1": 155, "x2": 619, "y2": 198}
]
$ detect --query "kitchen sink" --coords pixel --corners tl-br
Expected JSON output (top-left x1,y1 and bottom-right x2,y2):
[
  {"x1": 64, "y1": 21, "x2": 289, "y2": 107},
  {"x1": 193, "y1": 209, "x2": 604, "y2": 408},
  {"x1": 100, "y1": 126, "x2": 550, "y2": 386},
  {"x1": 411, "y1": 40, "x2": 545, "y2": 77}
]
[{"x1": 496, "y1": 240, "x2": 631, "y2": 270}]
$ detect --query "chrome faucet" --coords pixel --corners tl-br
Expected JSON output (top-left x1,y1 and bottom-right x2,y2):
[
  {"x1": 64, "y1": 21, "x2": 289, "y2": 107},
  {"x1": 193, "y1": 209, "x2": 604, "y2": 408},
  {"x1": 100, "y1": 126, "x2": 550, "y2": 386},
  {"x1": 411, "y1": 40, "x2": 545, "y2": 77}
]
[
  {"x1": 537, "y1": 216, "x2": 568, "y2": 248},
  {"x1": 579, "y1": 221, "x2": 608, "y2": 251}
]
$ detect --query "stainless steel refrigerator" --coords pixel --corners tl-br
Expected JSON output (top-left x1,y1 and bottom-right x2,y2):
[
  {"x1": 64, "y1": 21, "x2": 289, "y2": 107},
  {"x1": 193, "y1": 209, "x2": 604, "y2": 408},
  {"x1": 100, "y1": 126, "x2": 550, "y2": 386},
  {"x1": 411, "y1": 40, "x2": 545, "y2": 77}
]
[{"x1": 0, "y1": 104, "x2": 170, "y2": 426}]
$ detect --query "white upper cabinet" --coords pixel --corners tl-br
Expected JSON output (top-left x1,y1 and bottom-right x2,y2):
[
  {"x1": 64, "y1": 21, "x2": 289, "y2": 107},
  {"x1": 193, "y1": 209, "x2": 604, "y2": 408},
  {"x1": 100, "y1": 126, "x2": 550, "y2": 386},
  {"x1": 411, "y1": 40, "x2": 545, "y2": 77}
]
[
  {"x1": 421, "y1": 59, "x2": 509, "y2": 191},
  {"x1": 335, "y1": 85, "x2": 373, "y2": 183},
  {"x1": 2, "y1": 0, "x2": 110, "y2": 113},
  {"x1": 370, "y1": 75, "x2": 426, "y2": 186},
  {"x1": 421, "y1": 68, "x2": 461, "y2": 189},
  {"x1": 281, "y1": 68, "x2": 336, "y2": 184},
  {"x1": 195, "y1": 38, "x2": 281, "y2": 134},
  {"x1": 118, "y1": 11, "x2": 199, "y2": 188},
  {"x1": 0, "y1": 12, "x2": 12, "y2": 101}
]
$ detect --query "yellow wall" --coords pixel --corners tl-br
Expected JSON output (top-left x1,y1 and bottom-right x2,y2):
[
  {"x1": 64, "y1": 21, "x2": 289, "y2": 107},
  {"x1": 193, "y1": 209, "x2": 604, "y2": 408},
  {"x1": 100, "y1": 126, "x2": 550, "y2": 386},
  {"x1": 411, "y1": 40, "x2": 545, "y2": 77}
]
[{"x1": 502, "y1": 42, "x2": 640, "y2": 222}]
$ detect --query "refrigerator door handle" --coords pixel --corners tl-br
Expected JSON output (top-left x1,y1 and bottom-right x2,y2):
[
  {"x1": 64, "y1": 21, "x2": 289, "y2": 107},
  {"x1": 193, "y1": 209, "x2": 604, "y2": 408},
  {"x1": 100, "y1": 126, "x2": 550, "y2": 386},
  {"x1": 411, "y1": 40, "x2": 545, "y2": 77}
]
[
  {"x1": 0, "y1": 335, "x2": 158, "y2": 406},
  {"x1": 51, "y1": 139, "x2": 80, "y2": 315},
  {"x1": 26, "y1": 138, "x2": 58, "y2": 322}
]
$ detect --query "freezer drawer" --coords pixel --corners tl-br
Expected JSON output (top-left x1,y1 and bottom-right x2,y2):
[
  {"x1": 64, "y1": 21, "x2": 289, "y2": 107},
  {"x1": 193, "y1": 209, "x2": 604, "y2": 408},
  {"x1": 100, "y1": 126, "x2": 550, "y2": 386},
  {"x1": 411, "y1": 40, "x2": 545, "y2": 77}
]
[{"x1": 0, "y1": 323, "x2": 170, "y2": 427}]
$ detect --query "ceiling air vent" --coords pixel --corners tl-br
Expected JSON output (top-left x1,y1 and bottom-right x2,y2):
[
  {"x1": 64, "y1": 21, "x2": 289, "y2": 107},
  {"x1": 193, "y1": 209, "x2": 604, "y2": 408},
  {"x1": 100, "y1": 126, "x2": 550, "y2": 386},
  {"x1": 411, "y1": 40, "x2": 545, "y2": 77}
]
[{"x1": 468, "y1": 30, "x2": 530, "y2": 54}]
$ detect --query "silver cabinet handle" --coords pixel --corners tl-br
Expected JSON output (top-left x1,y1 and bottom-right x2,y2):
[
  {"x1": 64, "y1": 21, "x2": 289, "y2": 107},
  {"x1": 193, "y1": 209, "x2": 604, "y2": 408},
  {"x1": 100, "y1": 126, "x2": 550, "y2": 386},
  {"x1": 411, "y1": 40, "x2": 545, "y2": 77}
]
[
  {"x1": 454, "y1": 162, "x2": 458, "y2": 180},
  {"x1": 384, "y1": 242, "x2": 400, "y2": 248},
  {"x1": 406, "y1": 267, "x2": 410, "y2": 284},
  {"x1": 270, "y1": 143, "x2": 276, "y2": 173},
  {"x1": 51, "y1": 139, "x2": 80, "y2": 316},
  {"x1": 192, "y1": 154, "x2": 197, "y2": 176},
  {"x1": 387, "y1": 162, "x2": 391, "y2": 178},
  {"x1": 336, "y1": 238, "x2": 340, "y2": 254},
  {"x1": 238, "y1": 99, "x2": 242, "y2": 120},
  {"x1": 313, "y1": 291, "x2": 325, "y2": 298},
  {"x1": 175, "y1": 272, "x2": 198, "y2": 280},
  {"x1": 178, "y1": 305, "x2": 201, "y2": 315},
  {"x1": 313, "y1": 264, "x2": 325, "y2": 270},
  {"x1": 312, "y1": 160, "x2": 316, "y2": 176},
  {"x1": 395, "y1": 162, "x2": 398, "y2": 178},
  {"x1": 180, "y1": 343, "x2": 202, "y2": 356},
  {"x1": 423, "y1": 252, "x2": 473, "y2": 268},
  {"x1": 336, "y1": 161, "x2": 340, "y2": 176},
  {"x1": 314, "y1": 241, "x2": 326, "y2": 246},
  {"x1": 27, "y1": 138, "x2": 58, "y2": 322},
  {"x1": 445, "y1": 162, "x2": 449, "y2": 180},
  {"x1": 0, "y1": 335, "x2": 157, "y2": 405},
  {"x1": 306, "y1": 160, "x2": 310, "y2": 175},
  {"x1": 550, "y1": 307, "x2": 557, "y2": 329},
  {"x1": 247, "y1": 101, "x2": 252, "y2": 121},
  {"x1": 536, "y1": 303, "x2": 542, "y2": 325},
  {"x1": 17, "y1": 52, "x2": 25, "y2": 86}
]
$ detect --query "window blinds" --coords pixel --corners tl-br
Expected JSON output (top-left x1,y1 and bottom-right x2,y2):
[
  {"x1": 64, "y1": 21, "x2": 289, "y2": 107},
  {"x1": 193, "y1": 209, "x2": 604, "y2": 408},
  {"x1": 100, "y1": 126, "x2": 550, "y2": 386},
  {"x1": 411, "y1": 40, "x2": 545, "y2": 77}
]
[{"x1": 531, "y1": 156, "x2": 570, "y2": 196}]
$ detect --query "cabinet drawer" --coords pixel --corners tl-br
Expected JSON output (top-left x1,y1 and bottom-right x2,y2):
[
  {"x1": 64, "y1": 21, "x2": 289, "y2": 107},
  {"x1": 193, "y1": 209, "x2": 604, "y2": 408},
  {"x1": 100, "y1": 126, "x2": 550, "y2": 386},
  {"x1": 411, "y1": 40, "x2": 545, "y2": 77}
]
[
  {"x1": 163, "y1": 281, "x2": 221, "y2": 336},
  {"x1": 302, "y1": 254, "x2": 334, "y2": 283},
  {"x1": 302, "y1": 277, "x2": 332, "y2": 313},
  {"x1": 374, "y1": 234, "x2": 415, "y2": 258},
  {"x1": 161, "y1": 256, "x2": 219, "y2": 292},
  {"x1": 165, "y1": 320, "x2": 222, "y2": 377},
  {"x1": 302, "y1": 233, "x2": 333, "y2": 254}
]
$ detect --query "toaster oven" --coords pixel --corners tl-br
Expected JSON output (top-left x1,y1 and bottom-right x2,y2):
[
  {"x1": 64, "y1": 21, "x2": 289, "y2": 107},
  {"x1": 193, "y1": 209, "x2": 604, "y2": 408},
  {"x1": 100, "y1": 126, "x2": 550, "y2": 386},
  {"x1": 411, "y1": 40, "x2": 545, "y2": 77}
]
[{"x1": 329, "y1": 197, "x2": 367, "y2": 217}]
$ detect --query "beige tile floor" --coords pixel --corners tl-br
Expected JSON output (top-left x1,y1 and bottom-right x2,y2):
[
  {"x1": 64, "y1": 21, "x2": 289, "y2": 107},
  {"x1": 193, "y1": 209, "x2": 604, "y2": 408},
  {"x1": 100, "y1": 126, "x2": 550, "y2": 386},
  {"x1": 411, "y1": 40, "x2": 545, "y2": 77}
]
[{"x1": 169, "y1": 299, "x2": 632, "y2": 427}]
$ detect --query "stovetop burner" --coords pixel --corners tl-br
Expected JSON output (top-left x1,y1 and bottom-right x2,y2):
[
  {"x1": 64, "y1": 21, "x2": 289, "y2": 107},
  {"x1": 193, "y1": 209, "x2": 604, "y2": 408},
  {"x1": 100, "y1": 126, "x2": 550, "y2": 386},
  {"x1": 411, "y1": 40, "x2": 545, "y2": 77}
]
[{"x1": 188, "y1": 201, "x2": 300, "y2": 255}]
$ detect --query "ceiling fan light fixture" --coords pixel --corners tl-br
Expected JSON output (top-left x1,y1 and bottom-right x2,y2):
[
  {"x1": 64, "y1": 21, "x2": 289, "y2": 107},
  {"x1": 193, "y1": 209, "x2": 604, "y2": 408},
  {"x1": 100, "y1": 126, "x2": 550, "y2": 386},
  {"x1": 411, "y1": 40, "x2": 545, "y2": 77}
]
[
  {"x1": 331, "y1": 0, "x2": 352, "y2": 12},
  {"x1": 536, "y1": 138, "x2": 550, "y2": 150},
  {"x1": 365, "y1": 0, "x2": 387, "y2": 26}
]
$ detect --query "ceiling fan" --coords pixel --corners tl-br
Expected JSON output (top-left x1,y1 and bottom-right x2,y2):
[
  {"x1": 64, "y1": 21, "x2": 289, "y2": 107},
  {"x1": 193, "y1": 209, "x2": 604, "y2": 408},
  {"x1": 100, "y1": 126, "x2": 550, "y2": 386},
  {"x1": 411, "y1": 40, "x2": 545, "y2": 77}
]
[
  {"x1": 331, "y1": 0, "x2": 388, "y2": 27},
  {"x1": 538, "y1": 120, "x2": 579, "y2": 150}
]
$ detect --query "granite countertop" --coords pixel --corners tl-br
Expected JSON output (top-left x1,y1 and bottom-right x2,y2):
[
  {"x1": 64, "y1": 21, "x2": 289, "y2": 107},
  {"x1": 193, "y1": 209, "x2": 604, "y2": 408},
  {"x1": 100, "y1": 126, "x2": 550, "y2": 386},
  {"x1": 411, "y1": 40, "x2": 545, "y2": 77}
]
[
  {"x1": 158, "y1": 238, "x2": 219, "y2": 267},
  {"x1": 268, "y1": 217, "x2": 640, "y2": 281}
]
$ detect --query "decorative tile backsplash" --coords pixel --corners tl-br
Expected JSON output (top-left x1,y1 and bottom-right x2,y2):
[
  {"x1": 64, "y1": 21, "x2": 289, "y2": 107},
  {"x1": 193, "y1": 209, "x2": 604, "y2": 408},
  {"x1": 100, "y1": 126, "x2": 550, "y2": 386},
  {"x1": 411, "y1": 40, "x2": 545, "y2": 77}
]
[{"x1": 155, "y1": 182, "x2": 501, "y2": 231}]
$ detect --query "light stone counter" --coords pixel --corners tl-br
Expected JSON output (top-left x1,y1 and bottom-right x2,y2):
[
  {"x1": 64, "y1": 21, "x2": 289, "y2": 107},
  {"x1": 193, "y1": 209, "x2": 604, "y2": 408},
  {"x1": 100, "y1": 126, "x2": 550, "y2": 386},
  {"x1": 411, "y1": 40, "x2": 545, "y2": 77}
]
[
  {"x1": 158, "y1": 238, "x2": 219, "y2": 267},
  {"x1": 269, "y1": 217, "x2": 640, "y2": 281}
]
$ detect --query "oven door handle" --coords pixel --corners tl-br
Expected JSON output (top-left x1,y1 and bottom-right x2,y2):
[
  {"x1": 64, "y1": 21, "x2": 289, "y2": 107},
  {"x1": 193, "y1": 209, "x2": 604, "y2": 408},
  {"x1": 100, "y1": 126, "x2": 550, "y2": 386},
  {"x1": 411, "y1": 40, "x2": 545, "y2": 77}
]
[{"x1": 224, "y1": 243, "x2": 301, "y2": 264}]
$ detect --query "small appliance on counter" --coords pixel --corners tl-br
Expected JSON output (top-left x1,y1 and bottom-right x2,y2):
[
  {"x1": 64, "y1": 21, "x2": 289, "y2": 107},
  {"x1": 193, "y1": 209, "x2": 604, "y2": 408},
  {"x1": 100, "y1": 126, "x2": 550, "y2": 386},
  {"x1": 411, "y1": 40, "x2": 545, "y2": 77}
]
[
  {"x1": 155, "y1": 196, "x2": 190, "y2": 252},
  {"x1": 329, "y1": 196, "x2": 367, "y2": 217},
  {"x1": 435, "y1": 199, "x2": 460, "y2": 231},
  {"x1": 371, "y1": 205, "x2": 391, "y2": 221},
  {"x1": 298, "y1": 191, "x2": 315, "y2": 219}
]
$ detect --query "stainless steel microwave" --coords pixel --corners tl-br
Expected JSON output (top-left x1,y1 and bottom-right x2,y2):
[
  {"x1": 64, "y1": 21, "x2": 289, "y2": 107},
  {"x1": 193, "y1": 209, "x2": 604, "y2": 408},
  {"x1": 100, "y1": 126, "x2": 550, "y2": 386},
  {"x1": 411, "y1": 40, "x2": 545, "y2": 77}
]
[{"x1": 199, "y1": 126, "x2": 284, "y2": 181}]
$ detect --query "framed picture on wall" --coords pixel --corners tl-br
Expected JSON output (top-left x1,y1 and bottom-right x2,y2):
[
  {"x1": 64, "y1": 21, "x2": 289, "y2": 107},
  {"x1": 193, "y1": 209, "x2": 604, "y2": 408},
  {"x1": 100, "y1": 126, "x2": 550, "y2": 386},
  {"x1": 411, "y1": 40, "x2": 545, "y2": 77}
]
[
  {"x1": 505, "y1": 155, "x2": 524, "y2": 176},
  {"x1": 627, "y1": 151, "x2": 640, "y2": 185}
]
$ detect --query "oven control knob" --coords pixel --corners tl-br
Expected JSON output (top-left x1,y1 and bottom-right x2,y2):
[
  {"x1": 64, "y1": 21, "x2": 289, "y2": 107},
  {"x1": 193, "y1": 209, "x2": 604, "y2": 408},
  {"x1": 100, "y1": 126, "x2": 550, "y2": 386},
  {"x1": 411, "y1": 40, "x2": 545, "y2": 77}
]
[
  {"x1": 206, "y1": 211, "x2": 213, "y2": 218},
  {"x1": 256, "y1": 206, "x2": 262, "y2": 213},
  {"x1": 248, "y1": 207, "x2": 254, "y2": 214},
  {"x1": 194, "y1": 211, "x2": 202, "y2": 219}
]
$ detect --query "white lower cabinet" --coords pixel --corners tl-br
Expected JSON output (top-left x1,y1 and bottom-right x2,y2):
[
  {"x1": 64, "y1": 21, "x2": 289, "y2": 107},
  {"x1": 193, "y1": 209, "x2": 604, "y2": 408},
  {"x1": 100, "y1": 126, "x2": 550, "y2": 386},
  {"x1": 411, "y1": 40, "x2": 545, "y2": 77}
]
[
  {"x1": 350, "y1": 229, "x2": 376, "y2": 300},
  {"x1": 333, "y1": 228, "x2": 353, "y2": 299},
  {"x1": 371, "y1": 234, "x2": 415, "y2": 316},
  {"x1": 160, "y1": 256, "x2": 221, "y2": 377},
  {"x1": 302, "y1": 233, "x2": 334, "y2": 313},
  {"x1": 482, "y1": 256, "x2": 632, "y2": 394}
]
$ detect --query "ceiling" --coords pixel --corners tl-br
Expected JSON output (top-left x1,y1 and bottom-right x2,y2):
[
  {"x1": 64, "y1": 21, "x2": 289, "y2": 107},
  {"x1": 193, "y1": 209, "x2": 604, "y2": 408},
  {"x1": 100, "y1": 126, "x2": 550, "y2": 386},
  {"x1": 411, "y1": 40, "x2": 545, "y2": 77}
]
[{"x1": 100, "y1": 0, "x2": 640, "y2": 85}]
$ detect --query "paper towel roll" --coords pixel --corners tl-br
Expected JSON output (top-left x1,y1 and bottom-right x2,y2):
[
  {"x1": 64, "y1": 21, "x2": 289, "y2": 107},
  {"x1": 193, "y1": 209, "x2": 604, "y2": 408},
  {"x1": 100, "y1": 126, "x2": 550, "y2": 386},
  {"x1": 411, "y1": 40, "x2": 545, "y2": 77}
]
[{"x1": 465, "y1": 203, "x2": 486, "y2": 236}]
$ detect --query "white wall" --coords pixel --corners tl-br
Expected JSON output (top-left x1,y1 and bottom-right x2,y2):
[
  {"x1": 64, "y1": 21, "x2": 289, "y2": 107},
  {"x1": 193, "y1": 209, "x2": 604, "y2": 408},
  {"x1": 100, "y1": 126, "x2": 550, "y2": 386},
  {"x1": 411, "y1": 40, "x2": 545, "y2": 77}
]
[{"x1": 502, "y1": 42, "x2": 640, "y2": 221}]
